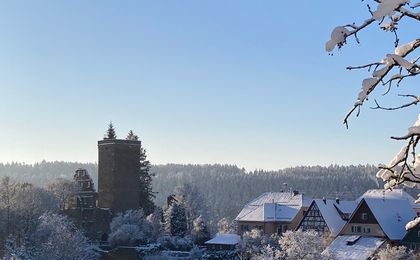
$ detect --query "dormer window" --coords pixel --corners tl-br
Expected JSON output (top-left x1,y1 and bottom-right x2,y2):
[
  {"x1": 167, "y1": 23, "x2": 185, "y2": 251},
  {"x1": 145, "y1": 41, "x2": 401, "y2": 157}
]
[{"x1": 361, "y1": 213, "x2": 368, "y2": 221}]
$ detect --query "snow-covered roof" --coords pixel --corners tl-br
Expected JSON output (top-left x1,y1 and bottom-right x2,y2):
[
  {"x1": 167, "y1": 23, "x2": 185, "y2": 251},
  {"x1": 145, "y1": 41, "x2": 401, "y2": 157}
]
[
  {"x1": 312, "y1": 199, "x2": 357, "y2": 236},
  {"x1": 235, "y1": 192, "x2": 308, "y2": 222},
  {"x1": 359, "y1": 189, "x2": 420, "y2": 209},
  {"x1": 363, "y1": 197, "x2": 416, "y2": 240},
  {"x1": 205, "y1": 234, "x2": 241, "y2": 245},
  {"x1": 322, "y1": 235, "x2": 385, "y2": 260}
]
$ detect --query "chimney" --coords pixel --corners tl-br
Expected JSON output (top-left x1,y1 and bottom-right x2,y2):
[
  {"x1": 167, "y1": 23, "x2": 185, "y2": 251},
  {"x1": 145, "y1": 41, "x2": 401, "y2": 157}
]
[
  {"x1": 335, "y1": 198, "x2": 340, "y2": 204},
  {"x1": 322, "y1": 197, "x2": 326, "y2": 204}
]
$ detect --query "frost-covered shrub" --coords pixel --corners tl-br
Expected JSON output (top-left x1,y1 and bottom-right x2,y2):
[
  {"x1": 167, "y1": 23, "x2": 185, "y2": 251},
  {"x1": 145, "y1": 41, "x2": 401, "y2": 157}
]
[
  {"x1": 190, "y1": 245, "x2": 203, "y2": 259},
  {"x1": 146, "y1": 207, "x2": 164, "y2": 242},
  {"x1": 278, "y1": 230, "x2": 325, "y2": 260},
  {"x1": 217, "y1": 217, "x2": 236, "y2": 234},
  {"x1": 237, "y1": 229, "x2": 280, "y2": 259},
  {"x1": 375, "y1": 244, "x2": 413, "y2": 260},
  {"x1": 157, "y1": 235, "x2": 193, "y2": 251},
  {"x1": 109, "y1": 209, "x2": 152, "y2": 247},
  {"x1": 5, "y1": 212, "x2": 98, "y2": 260},
  {"x1": 191, "y1": 215, "x2": 210, "y2": 245}
]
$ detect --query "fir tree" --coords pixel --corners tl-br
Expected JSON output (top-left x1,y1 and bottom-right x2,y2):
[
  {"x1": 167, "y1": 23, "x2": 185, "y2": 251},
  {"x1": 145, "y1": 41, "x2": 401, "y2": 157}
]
[
  {"x1": 126, "y1": 130, "x2": 138, "y2": 141},
  {"x1": 105, "y1": 122, "x2": 117, "y2": 139},
  {"x1": 139, "y1": 147, "x2": 155, "y2": 215},
  {"x1": 164, "y1": 203, "x2": 187, "y2": 237}
]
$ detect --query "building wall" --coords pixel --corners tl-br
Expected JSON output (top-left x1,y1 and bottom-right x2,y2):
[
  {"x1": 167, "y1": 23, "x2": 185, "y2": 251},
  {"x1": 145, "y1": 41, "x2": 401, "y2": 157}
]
[
  {"x1": 98, "y1": 139, "x2": 141, "y2": 213},
  {"x1": 341, "y1": 223, "x2": 385, "y2": 237},
  {"x1": 340, "y1": 199, "x2": 386, "y2": 238},
  {"x1": 297, "y1": 202, "x2": 329, "y2": 234},
  {"x1": 237, "y1": 207, "x2": 307, "y2": 236},
  {"x1": 402, "y1": 226, "x2": 420, "y2": 252}
]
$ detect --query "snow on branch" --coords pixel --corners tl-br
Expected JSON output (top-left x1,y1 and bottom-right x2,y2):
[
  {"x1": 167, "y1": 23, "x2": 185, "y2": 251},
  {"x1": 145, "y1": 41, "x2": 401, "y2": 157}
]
[
  {"x1": 343, "y1": 38, "x2": 420, "y2": 128},
  {"x1": 327, "y1": 1, "x2": 420, "y2": 227}
]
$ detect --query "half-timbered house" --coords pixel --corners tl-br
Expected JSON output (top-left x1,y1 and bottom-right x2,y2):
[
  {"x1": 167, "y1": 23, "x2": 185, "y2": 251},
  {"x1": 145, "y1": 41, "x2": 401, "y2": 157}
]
[{"x1": 297, "y1": 198, "x2": 356, "y2": 237}]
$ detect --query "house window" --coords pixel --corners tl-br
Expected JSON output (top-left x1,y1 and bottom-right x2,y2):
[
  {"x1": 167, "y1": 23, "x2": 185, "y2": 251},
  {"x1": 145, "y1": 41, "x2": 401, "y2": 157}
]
[
  {"x1": 351, "y1": 226, "x2": 362, "y2": 233},
  {"x1": 417, "y1": 231, "x2": 420, "y2": 238},
  {"x1": 257, "y1": 225, "x2": 263, "y2": 230},
  {"x1": 363, "y1": 227, "x2": 371, "y2": 233},
  {"x1": 361, "y1": 213, "x2": 368, "y2": 221},
  {"x1": 277, "y1": 225, "x2": 288, "y2": 235},
  {"x1": 241, "y1": 225, "x2": 249, "y2": 232}
]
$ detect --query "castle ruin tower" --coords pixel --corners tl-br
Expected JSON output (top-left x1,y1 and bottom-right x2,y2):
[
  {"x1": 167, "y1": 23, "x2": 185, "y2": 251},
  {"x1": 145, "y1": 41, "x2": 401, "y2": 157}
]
[{"x1": 97, "y1": 127, "x2": 141, "y2": 213}]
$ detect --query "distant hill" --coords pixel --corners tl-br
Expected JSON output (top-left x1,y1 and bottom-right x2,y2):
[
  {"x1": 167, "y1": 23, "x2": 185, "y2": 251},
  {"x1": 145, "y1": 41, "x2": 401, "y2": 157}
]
[
  {"x1": 0, "y1": 161, "x2": 383, "y2": 227},
  {"x1": 151, "y1": 164, "x2": 382, "y2": 225}
]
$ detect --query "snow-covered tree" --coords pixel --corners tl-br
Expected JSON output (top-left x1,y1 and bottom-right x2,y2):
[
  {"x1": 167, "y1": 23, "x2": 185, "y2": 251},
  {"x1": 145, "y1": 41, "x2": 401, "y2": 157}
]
[
  {"x1": 0, "y1": 177, "x2": 18, "y2": 235},
  {"x1": 217, "y1": 217, "x2": 236, "y2": 234},
  {"x1": 146, "y1": 207, "x2": 163, "y2": 242},
  {"x1": 126, "y1": 130, "x2": 139, "y2": 141},
  {"x1": 278, "y1": 230, "x2": 325, "y2": 260},
  {"x1": 238, "y1": 229, "x2": 279, "y2": 260},
  {"x1": 5, "y1": 212, "x2": 98, "y2": 260},
  {"x1": 47, "y1": 178, "x2": 79, "y2": 210},
  {"x1": 191, "y1": 215, "x2": 210, "y2": 245},
  {"x1": 109, "y1": 209, "x2": 152, "y2": 247},
  {"x1": 254, "y1": 244, "x2": 282, "y2": 260},
  {"x1": 326, "y1": 0, "x2": 420, "y2": 227},
  {"x1": 375, "y1": 244, "x2": 413, "y2": 260},
  {"x1": 13, "y1": 184, "x2": 59, "y2": 236},
  {"x1": 173, "y1": 184, "x2": 209, "y2": 232},
  {"x1": 157, "y1": 235, "x2": 193, "y2": 251},
  {"x1": 164, "y1": 203, "x2": 187, "y2": 237}
]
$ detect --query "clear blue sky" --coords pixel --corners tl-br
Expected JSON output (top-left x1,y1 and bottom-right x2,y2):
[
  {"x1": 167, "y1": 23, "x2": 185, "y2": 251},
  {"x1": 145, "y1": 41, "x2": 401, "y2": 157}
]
[{"x1": 0, "y1": 1, "x2": 417, "y2": 170}]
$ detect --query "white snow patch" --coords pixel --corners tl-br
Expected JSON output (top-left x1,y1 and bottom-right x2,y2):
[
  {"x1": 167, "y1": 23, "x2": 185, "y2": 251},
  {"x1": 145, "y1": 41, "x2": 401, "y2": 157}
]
[
  {"x1": 236, "y1": 192, "x2": 308, "y2": 222},
  {"x1": 395, "y1": 39, "x2": 419, "y2": 56},
  {"x1": 355, "y1": 78, "x2": 379, "y2": 105},
  {"x1": 408, "y1": 114, "x2": 420, "y2": 135},
  {"x1": 205, "y1": 234, "x2": 241, "y2": 245},
  {"x1": 373, "y1": 0, "x2": 410, "y2": 21},
  {"x1": 386, "y1": 54, "x2": 415, "y2": 69},
  {"x1": 323, "y1": 235, "x2": 385, "y2": 260},
  {"x1": 325, "y1": 26, "x2": 350, "y2": 52},
  {"x1": 406, "y1": 217, "x2": 420, "y2": 230}
]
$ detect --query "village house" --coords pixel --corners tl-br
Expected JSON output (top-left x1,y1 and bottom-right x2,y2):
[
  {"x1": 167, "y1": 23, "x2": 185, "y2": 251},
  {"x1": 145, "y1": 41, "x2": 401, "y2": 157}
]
[
  {"x1": 323, "y1": 190, "x2": 417, "y2": 260},
  {"x1": 401, "y1": 224, "x2": 420, "y2": 252},
  {"x1": 296, "y1": 198, "x2": 357, "y2": 237},
  {"x1": 360, "y1": 189, "x2": 420, "y2": 216},
  {"x1": 205, "y1": 234, "x2": 241, "y2": 251},
  {"x1": 235, "y1": 191, "x2": 310, "y2": 236}
]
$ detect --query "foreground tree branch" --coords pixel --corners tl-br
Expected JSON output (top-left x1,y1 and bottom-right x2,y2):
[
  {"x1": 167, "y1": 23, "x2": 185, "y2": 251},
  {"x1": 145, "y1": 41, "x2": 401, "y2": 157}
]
[{"x1": 326, "y1": 0, "x2": 420, "y2": 229}]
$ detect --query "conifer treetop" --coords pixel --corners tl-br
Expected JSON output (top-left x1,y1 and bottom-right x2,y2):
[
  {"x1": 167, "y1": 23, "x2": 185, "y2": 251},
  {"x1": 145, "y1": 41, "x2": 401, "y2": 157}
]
[
  {"x1": 126, "y1": 130, "x2": 139, "y2": 141},
  {"x1": 105, "y1": 122, "x2": 117, "y2": 140}
]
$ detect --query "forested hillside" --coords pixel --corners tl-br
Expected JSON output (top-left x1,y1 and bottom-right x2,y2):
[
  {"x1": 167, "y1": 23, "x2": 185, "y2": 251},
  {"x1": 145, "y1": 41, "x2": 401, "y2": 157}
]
[
  {"x1": 0, "y1": 161, "x2": 98, "y2": 186},
  {"x1": 152, "y1": 164, "x2": 381, "y2": 225},
  {"x1": 0, "y1": 162, "x2": 383, "y2": 227}
]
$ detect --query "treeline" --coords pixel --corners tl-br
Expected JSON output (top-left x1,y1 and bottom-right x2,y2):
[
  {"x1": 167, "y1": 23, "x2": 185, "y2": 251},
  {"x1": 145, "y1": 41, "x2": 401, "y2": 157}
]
[
  {"x1": 152, "y1": 164, "x2": 382, "y2": 225},
  {"x1": 0, "y1": 161, "x2": 98, "y2": 186},
  {"x1": 0, "y1": 162, "x2": 383, "y2": 226}
]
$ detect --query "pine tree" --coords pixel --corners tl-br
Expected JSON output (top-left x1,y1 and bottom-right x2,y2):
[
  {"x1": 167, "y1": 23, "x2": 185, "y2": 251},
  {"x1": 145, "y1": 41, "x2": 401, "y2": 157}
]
[
  {"x1": 105, "y1": 122, "x2": 117, "y2": 139},
  {"x1": 164, "y1": 203, "x2": 187, "y2": 237},
  {"x1": 126, "y1": 130, "x2": 138, "y2": 141},
  {"x1": 139, "y1": 147, "x2": 155, "y2": 215}
]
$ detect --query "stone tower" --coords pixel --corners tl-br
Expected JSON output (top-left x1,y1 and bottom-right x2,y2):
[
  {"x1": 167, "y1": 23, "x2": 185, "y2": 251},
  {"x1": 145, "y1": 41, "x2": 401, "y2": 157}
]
[{"x1": 97, "y1": 139, "x2": 141, "y2": 213}]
